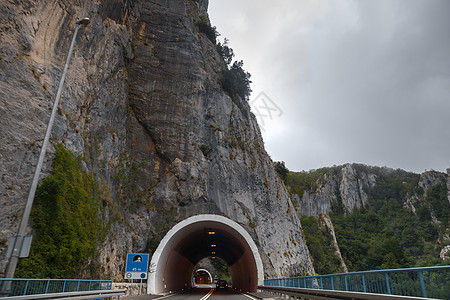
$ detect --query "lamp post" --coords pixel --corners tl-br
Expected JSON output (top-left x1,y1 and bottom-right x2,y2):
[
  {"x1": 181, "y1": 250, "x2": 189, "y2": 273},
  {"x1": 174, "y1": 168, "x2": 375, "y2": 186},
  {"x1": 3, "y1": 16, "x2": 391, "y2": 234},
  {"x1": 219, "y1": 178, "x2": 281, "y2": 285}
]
[{"x1": 4, "y1": 17, "x2": 90, "y2": 279}]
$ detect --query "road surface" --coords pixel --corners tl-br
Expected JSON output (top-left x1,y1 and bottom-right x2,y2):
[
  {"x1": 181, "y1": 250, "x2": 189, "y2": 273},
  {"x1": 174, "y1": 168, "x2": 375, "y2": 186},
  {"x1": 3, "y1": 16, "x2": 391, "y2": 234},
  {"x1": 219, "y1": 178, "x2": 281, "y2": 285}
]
[{"x1": 124, "y1": 285, "x2": 260, "y2": 300}]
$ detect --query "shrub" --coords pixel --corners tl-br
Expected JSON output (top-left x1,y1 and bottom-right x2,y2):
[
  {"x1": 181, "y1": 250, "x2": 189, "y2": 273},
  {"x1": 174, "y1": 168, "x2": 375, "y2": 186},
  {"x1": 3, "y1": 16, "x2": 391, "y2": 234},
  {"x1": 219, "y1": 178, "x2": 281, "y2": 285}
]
[
  {"x1": 220, "y1": 60, "x2": 252, "y2": 101},
  {"x1": 216, "y1": 39, "x2": 234, "y2": 65},
  {"x1": 195, "y1": 16, "x2": 217, "y2": 44},
  {"x1": 274, "y1": 161, "x2": 289, "y2": 182},
  {"x1": 15, "y1": 144, "x2": 105, "y2": 278}
]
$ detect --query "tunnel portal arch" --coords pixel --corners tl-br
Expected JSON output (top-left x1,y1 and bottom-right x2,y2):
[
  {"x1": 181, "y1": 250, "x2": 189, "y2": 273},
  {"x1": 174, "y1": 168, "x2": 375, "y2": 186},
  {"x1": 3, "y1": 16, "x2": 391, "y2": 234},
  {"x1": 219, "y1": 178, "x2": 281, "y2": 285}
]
[
  {"x1": 193, "y1": 269, "x2": 212, "y2": 284},
  {"x1": 148, "y1": 214, "x2": 264, "y2": 294}
]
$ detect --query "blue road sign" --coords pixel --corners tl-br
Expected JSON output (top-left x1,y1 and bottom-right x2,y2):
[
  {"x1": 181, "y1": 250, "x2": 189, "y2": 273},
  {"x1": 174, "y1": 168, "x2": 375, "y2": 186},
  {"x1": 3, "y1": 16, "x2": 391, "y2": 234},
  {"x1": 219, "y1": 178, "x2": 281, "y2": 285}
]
[
  {"x1": 125, "y1": 253, "x2": 149, "y2": 279},
  {"x1": 126, "y1": 253, "x2": 149, "y2": 272}
]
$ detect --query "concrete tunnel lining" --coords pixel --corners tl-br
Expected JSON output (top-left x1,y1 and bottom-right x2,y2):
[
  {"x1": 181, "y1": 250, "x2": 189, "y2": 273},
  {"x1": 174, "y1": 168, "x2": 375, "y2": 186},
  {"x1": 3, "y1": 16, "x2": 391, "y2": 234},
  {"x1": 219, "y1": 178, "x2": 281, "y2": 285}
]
[{"x1": 148, "y1": 214, "x2": 264, "y2": 294}]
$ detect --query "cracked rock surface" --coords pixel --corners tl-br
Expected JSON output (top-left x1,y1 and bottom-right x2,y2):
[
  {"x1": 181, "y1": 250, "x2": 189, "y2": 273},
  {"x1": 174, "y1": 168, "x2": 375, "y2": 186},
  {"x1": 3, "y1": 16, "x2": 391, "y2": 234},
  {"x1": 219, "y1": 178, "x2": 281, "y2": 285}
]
[{"x1": 0, "y1": 0, "x2": 314, "y2": 279}]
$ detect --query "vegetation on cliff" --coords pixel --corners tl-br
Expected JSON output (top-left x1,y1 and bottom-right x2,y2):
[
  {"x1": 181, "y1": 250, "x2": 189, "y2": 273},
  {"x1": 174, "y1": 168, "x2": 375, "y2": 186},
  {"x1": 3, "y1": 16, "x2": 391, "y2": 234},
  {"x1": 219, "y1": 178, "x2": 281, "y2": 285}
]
[
  {"x1": 219, "y1": 59, "x2": 252, "y2": 101},
  {"x1": 285, "y1": 166, "x2": 341, "y2": 198},
  {"x1": 195, "y1": 16, "x2": 218, "y2": 43},
  {"x1": 332, "y1": 174, "x2": 449, "y2": 271},
  {"x1": 211, "y1": 257, "x2": 231, "y2": 282},
  {"x1": 194, "y1": 14, "x2": 252, "y2": 102},
  {"x1": 16, "y1": 144, "x2": 105, "y2": 278},
  {"x1": 300, "y1": 216, "x2": 343, "y2": 274}
]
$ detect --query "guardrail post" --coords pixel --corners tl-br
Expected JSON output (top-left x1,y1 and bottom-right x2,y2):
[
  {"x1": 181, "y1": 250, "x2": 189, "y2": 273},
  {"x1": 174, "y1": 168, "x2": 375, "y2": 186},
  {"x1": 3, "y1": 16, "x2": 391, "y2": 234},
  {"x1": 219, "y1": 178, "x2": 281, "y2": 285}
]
[
  {"x1": 62, "y1": 280, "x2": 66, "y2": 293},
  {"x1": 344, "y1": 275, "x2": 348, "y2": 291},
  {"x1": 384, "y1": 272, "x2": 391, "y2": 295},
  {"x1": 77, "y1": 280, "x2": 80, "y2": 292},
  {"x1": 45, "y1": 280, "x2": 50, "y2": 294},
  {"x1": 22, "y1": 280, "x2": 29, "y2": 296},
  {"x1": 331, "y1": 276, "x2": 334, "y2": 290},
  {"x1": 362, "y1": 274, "x2": 366, "y2": 293},
  {"x1": 418, "y1": 271, "x2": 427, "y2": 298}
]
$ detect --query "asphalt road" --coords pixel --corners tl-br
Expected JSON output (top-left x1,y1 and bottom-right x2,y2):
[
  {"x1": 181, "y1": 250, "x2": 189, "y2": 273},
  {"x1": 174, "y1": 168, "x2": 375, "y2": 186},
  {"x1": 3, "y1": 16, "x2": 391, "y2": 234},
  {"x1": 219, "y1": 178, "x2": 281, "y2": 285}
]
[{"x1": 124, "y1": 286, "x2": 260, "y2": 300}]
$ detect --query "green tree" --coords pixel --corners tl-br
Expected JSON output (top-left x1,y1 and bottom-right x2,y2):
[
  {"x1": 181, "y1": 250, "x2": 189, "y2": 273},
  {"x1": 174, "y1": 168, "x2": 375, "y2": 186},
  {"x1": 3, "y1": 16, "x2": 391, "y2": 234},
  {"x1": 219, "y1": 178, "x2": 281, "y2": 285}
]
[
  {"x1": 426, "y1": 183, "x2": 449, "y2": 228},
  {"x1": 274, "y1": 161, "x2": 289, "y2": 182},
  {"x1": 220, "y1": 60, "x2": 252, "y2": 101},
  {"x1": 216, "y1": 38, "x2": 234, "y2": 66},
  {"x1": 211, "y1": 257, "x2": 231, "y2": 282}
]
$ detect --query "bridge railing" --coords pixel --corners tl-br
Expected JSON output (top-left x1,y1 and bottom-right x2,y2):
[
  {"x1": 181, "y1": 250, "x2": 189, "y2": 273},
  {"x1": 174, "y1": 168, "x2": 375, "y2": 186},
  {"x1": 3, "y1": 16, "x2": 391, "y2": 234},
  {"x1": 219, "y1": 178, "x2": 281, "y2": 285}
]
[
  {"x1": 264, "y1": 266, "x2": 450, "y2": 299},
  {"x1": 0, "y1": 278, "x2": 112, "y2": 297}
]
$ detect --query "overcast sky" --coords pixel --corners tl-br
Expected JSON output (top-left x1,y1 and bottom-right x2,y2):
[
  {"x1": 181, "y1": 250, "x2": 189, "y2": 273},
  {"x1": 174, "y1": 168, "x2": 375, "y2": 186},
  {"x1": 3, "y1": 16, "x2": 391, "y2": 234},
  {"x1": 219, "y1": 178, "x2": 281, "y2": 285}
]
[{"x1": 209, "y1": 0, "x2": 450, "y2": 174}]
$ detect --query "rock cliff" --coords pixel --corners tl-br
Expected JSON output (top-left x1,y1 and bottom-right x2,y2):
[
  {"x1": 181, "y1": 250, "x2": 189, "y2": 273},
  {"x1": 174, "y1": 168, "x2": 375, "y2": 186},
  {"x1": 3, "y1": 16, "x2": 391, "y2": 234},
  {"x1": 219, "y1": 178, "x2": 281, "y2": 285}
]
[
  {"x1": 295, "y1": 164, "x2": 377, "y2": 216},
  {"x1": 0, "y1": 0, "x2": 314, "y2": 278}
]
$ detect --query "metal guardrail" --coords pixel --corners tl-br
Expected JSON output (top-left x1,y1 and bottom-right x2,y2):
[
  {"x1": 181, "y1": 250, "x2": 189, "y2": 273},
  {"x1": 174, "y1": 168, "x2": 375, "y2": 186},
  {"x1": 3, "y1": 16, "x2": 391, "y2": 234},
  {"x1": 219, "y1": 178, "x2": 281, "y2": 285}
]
[
  {"x1": 0, "y1": 289, "x2": 127, "y2": 300},
  {"x1": 0, "y1": 279, "x2": 113, "y2": 298},
  {"x1": 264, "y1": 266, "x2": 450, "y2": 299},
  {"x1": 258, "y1": 285, "x2": 435, "y2": 300}
]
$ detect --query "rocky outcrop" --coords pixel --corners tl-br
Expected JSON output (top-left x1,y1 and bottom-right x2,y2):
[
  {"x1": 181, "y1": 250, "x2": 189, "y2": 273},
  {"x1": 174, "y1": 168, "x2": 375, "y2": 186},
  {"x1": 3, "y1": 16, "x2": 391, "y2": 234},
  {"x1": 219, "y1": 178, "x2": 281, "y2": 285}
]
[
  {"x1": 316, "y1": 214, "x2": 348, "y2": 273},
  {"x1": 419, "y1": 170, "x2": 447, "y2": 192},
  {"x1": 294, "y1": 164, "x2": 450, "y2": 218},
  {"x1": 295, "y1": 173, "x2": 338, "y2": 217},
  {"x1": 295, "y1": 164, "x2": 377, "y2": 216},
  {"x1": 0, "y1": 0, "x2": 314, "y2": 279},
  {"x1": 440, "y1": 245, "x2": 450, "y2": 260},
  {"x1": 339, "y1": 164, "x2": 377, "y2": 211}
]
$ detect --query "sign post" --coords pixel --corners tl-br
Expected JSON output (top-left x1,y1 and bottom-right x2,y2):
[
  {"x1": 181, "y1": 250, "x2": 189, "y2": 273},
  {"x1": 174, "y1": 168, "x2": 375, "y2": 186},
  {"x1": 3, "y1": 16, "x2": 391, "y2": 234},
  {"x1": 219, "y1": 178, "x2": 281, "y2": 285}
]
[{"x1": 124, "y1": 253, "x2": 149, "y2": 295}]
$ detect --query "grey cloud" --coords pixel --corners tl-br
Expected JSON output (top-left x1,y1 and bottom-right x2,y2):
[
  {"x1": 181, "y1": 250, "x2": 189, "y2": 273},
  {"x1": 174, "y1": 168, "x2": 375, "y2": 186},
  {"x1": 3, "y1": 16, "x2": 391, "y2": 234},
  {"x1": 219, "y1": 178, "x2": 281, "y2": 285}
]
[{"x1": 209, "y1": 0, "x2": 450, "y2": 173}]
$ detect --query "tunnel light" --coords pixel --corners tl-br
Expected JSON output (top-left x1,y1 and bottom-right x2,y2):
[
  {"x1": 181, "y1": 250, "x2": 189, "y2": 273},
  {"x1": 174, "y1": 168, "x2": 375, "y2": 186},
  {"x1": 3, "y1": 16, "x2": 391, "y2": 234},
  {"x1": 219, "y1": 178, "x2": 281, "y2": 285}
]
[
  {"x1": 208, "y1": 231, "x2": 215, "y2": 235},
  {"x1": 212, "y1": 256, "x2": 215, "y2": 259},
  {"x1": 211, "y1": 244, "x2": 216, "y2": 247},
  {"x1": 211, "y1": 251, "x2": 215, "y2": 254}
]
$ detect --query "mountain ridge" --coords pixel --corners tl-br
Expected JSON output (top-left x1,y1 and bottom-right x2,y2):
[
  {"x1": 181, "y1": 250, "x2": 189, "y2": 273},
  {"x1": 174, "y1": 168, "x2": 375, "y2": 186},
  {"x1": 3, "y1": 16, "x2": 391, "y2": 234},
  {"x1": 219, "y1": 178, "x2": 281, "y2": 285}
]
[{"x1": 280, "y1": 162, "x2": 450, "y2": 273}]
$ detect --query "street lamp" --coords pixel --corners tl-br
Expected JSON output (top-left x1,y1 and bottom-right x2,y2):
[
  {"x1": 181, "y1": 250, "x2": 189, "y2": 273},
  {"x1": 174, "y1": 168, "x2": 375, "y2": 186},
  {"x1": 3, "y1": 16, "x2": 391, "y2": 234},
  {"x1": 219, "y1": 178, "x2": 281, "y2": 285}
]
[{"x1": 4, "y1": 18, "x2": 90, "y2": 279}]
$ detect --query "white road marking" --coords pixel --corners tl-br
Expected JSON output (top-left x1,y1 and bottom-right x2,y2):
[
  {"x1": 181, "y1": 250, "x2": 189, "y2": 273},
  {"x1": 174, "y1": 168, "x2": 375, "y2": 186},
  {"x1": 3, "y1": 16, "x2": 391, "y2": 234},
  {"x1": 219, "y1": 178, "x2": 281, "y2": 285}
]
[
  {"x1": 240, "y1": 292, "x2": 259, "y2": 300},
  {"x1": 200, "y1": 288, "x2": 214, "y2": 300}
]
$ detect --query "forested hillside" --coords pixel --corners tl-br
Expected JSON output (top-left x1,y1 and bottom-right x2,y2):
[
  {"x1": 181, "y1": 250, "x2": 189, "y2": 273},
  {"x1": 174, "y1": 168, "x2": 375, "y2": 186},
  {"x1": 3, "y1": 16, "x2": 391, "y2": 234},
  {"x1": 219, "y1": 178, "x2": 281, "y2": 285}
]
[{"x1": 276, "y1": 163, "x2": 450, "y2": 274}]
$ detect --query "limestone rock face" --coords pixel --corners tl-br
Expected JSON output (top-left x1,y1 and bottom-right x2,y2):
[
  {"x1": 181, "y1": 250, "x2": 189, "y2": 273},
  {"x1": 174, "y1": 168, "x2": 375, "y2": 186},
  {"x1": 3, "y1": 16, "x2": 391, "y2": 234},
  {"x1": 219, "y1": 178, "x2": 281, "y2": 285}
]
[
  {"x1": 0, "y1": 0, "x2": 314, "y2": 279},
  {"x1": 419, "y1": 170, "x2": 447, "y2": 192},
  {"x1": 296, "y1": 164, "x2": 377, "y2": 217},
  {"x1": 339, "y1": 164, "x2": 377, "y2": 212}
]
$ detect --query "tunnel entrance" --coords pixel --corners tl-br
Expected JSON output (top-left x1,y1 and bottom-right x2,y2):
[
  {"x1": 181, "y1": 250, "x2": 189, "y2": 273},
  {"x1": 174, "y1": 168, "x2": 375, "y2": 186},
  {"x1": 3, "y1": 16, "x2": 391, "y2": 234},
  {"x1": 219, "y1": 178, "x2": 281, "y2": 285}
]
[
  {"x1": 148, "y1": 214, "x2": 264, "y2": 294},
  {"x1": 193, "y1": 269, "x2": 212, "y2": 284}
]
